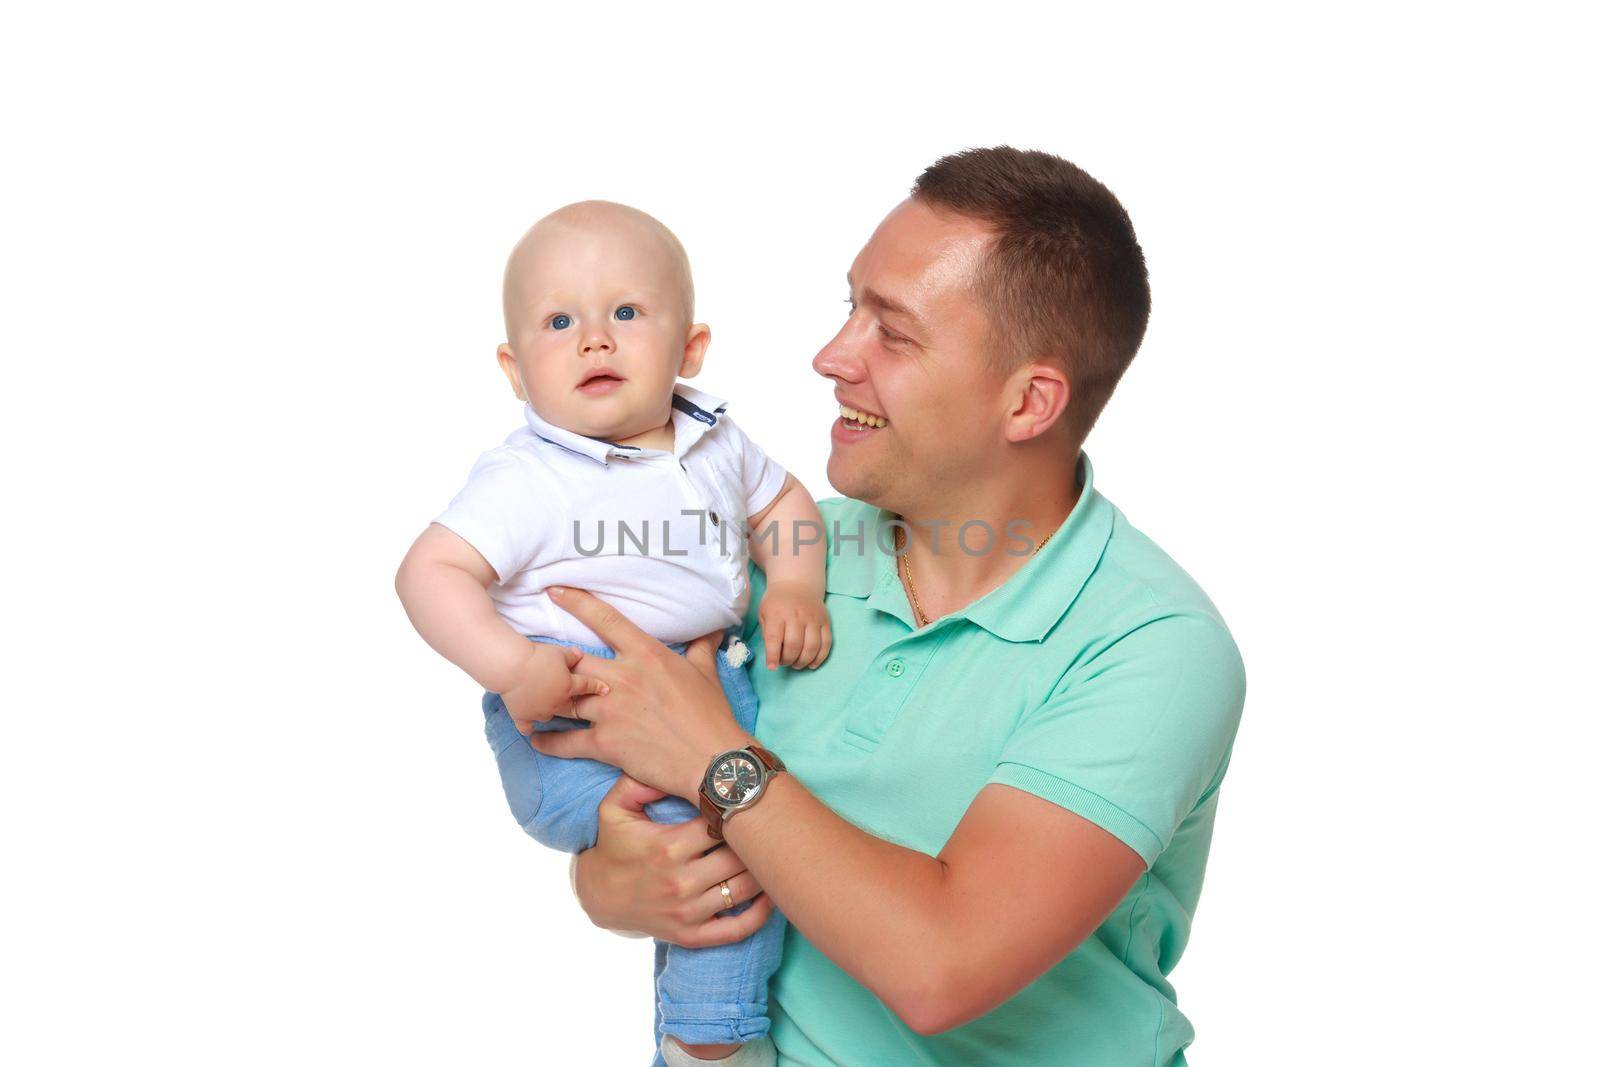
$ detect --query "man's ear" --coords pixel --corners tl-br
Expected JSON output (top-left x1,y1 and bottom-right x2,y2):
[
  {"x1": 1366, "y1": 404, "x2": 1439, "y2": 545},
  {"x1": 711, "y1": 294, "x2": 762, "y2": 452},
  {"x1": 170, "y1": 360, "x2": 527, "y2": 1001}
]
[
  {"x1": 678, "y1": 323, "x2": 711, "y2": 379},
  {"x1": 496, "y1": 344, "x2": 527, "y2": 401},
  {"x1": 1003, "y1": 360, "x2": 1070, "y2": 443}
]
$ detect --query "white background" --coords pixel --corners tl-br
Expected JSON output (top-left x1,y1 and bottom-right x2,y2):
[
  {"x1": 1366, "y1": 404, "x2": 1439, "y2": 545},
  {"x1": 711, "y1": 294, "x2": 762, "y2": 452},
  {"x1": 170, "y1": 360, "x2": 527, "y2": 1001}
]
[{"x1": 3, "y1": 3, "x2": 1595, "y2": 1063}]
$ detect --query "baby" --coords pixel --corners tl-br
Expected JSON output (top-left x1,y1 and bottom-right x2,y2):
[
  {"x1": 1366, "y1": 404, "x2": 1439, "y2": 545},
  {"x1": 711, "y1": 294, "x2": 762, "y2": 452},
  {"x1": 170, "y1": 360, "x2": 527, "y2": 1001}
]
[{"x1": 396, "y1": 201, "x2": 830, "y2": 1067}]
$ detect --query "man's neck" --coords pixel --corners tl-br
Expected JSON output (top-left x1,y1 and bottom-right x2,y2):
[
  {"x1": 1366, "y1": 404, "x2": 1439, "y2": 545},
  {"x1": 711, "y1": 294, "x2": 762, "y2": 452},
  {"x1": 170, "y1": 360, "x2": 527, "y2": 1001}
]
[{"x1": 895, "y1": 452, "x2": 1082, "y2": 621}]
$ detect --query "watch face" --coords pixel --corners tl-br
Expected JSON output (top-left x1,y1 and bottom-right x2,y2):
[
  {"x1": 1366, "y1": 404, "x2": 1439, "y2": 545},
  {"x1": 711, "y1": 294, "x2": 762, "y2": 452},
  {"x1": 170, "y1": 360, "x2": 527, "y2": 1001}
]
[{"x1": 711, "y1": 755, "x2": 760, "y2": 804}]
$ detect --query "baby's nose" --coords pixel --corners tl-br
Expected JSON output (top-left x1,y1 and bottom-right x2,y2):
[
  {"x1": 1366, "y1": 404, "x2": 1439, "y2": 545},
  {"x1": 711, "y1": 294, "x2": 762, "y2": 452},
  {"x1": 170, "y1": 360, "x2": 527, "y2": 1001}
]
[{"x1": 580, "y1": 334, "x2": 613, "y2": 356}]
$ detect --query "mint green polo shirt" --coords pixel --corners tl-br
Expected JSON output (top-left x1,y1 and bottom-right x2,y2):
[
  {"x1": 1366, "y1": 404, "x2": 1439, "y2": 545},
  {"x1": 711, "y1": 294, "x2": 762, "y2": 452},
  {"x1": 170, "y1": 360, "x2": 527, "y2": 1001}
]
[{"x1": 742, "y1": 455, "x2": 1245, "y2": 1067}]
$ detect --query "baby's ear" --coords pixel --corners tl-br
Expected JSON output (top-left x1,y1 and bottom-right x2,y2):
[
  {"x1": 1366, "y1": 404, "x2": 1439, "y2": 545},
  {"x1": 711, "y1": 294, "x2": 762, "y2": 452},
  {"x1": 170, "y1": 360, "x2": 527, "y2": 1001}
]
[
  {"x1": 496, "y1": 344, "x2": 527, "y2": 401},
  {"x1": 679, "y1": 323, "x2": 711, "y2": 379}
]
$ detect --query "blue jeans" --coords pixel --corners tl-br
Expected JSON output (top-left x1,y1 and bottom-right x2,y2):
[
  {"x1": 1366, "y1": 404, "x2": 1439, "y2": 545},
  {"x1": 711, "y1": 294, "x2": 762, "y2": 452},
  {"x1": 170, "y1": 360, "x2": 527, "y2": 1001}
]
[{"x1": 482, "y1": 631, "x2": 787, "y2": 1054}]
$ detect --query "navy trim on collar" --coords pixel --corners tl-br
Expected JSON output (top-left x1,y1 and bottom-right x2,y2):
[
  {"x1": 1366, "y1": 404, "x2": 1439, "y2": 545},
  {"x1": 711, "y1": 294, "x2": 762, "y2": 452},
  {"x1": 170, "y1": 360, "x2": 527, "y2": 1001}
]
[
  {"x1": 671, "y1": 392, "x2": 724, "y2": 427},
  {"x1": 531, "y1": 433, "x2": 603, "y2": 462}
]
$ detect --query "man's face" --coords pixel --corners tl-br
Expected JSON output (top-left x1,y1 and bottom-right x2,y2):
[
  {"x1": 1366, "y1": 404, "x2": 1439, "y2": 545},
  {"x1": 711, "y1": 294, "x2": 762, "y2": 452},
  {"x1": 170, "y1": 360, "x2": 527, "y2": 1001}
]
[
  {"x1": 499, "y1": 219, "x2": 700, "y2": 443},
  {"x1": 813, "y1": 197, "x2": 1005, "y2": 514}
]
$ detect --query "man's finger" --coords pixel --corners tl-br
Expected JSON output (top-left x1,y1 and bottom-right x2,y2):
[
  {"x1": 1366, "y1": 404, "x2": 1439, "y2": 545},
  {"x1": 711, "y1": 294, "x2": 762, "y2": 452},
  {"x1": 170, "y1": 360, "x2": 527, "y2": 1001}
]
[
  {"x1": 561, "y1": 646, "x2": 585, "y2": 671},
  {"x1": 528, "y1": 728, "x2": 602, "y2": 762},
  {"x1": 686, "y1": 842, "x2": 750, "y2": 887},
  {"x1": 684, "y1": 893, "x2": 774, "y2": 949},
  {"x1": 696, "y1": 870, "x2": 765, "y2": 921},
  {"x1": 548, "y1": 587, "x2": 649, "y2": 654},
  {"x1": 671, "y1": 815, "x2": 727, "y2": 861}
]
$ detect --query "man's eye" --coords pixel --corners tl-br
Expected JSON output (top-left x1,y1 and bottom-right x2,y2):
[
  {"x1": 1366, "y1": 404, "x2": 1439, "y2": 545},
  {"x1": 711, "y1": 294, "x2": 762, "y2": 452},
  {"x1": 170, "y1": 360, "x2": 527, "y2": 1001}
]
[
  {"x1": 550, "y1": 314, "x2": 572, "y2": 330},
  {"x1": 877, "y1": 324, "x2": 905, "y2": 344},
  {"x1": 615, "y1": 305, "x2": 636, "y2": 321}
]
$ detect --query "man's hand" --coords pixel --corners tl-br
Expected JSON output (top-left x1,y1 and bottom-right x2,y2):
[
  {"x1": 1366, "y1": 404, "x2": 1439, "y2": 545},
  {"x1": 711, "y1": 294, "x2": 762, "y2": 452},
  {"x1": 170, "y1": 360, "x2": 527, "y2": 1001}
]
[
  {"x1": 528, "y1": 587, "x2": 754, "y2": 798},
  {"x1": 758, "y1": 581, "x2": 832, "y2": 670},
  {"x1": 574, "y1": 775, "x2": 775, "y2": 948},
  {"x1": 499, "y1": 642, "x2": 609, "y2": 735}
]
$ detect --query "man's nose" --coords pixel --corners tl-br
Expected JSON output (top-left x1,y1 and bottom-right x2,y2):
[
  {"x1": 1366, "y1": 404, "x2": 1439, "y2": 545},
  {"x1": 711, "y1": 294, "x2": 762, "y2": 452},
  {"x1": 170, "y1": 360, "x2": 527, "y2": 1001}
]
[
  {"x1": 813, "y1": 323, "x2": 864, "y2": 383},
  {"x1": 580, "y1": 330, "x2": 613, "y2": 357}
]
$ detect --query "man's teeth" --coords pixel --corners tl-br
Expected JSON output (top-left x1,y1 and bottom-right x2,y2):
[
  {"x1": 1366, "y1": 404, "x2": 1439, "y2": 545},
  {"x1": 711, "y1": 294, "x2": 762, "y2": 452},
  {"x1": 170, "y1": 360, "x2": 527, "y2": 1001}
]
[{"x1": 839, "y1": 405, "x2": 887, "y2": 428}]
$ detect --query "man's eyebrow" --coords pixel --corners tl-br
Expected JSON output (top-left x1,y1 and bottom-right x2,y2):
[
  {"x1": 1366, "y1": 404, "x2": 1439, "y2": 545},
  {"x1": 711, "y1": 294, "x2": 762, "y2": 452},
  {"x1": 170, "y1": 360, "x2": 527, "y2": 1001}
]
[{"x1": 847, "y1": 274, "x2": 926, "y2": 332}]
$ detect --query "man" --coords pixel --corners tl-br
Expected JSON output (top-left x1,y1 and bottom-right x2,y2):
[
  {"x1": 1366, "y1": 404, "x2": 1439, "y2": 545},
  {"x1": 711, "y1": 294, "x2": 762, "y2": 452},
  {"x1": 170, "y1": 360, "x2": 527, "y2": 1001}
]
[{"x1": 530, "y1": 146, "x2": 1247, "y2": 1066}]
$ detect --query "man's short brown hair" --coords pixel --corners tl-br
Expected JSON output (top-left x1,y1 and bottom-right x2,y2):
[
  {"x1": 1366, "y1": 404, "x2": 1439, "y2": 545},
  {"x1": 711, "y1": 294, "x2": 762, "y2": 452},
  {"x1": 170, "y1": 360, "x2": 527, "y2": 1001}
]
[{"x1": 912, "y1": 146, "x2": 1151, "y2": 440}]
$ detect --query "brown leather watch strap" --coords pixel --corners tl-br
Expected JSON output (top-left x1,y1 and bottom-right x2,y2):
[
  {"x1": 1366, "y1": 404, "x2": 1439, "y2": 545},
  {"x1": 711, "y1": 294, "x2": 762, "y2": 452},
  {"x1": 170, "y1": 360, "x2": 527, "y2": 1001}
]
[
  {"x1": 698, "y1": 789, "x2": 727, "y2": 840},
  {"x1": 748, "y1": 743, "x2": 787, "y2": 774}
]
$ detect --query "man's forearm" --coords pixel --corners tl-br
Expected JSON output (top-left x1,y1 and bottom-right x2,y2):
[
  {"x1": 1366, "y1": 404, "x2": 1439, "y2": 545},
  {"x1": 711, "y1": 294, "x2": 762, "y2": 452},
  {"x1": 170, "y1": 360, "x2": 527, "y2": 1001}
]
[{"x1": 720, "y1": 773, "x2": 953, "y2": 1021}]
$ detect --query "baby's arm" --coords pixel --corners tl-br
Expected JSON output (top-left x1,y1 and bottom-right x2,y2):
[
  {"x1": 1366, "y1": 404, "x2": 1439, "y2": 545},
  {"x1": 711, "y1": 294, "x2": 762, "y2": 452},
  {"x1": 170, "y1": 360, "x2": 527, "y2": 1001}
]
[
  {"x1": 747, "y1": 473, "x2": 831, "y2": 670},
  {"x1": 395, "y1": 523, "x2": 606, "y2": 732}
]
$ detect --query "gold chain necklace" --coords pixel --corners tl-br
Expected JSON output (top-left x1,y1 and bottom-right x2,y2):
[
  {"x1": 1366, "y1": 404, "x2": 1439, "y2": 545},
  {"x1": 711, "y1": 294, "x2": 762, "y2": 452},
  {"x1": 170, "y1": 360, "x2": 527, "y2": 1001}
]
[{"x1": 895, "y1": 523, "x2": 1056, "y2": 629}]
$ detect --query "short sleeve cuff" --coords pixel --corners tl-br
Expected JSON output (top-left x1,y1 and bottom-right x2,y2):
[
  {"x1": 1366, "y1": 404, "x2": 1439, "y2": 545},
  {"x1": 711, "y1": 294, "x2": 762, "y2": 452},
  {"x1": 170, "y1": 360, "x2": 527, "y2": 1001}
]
[
  {"x1": 989, "y1": 762, "x2": 1164, "y2": 867},
  {"x1": 747, "y1": 461, "x2": 789, "y2": 518},
  {"x1": 431, "y1": 511, "x2": 515, "y2": 585}
]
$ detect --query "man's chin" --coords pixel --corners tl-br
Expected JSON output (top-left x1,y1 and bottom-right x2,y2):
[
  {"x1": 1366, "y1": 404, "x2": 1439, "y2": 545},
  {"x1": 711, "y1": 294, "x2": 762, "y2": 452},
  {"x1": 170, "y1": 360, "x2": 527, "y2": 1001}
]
[{"x1": 826, "y1": 453, "x2": 885, "y2": 507}]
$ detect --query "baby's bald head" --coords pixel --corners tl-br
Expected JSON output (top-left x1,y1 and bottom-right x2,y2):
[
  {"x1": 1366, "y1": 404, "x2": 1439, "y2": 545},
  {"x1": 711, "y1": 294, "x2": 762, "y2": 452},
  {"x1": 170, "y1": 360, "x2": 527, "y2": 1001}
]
[
  {"x1": 493, "y1": 200, "x2": 712, "y2": 444},
  {"x1": 502, "y1": 200, "x2": 695, "y2": 340}
]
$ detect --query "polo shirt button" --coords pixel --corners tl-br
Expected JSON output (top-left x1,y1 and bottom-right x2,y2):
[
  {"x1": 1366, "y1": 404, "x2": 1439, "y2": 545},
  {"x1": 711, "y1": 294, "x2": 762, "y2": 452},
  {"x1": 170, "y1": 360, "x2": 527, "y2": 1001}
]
[
  {"x1": 886, "y1": 658, "x2": 905, "y2": 678},
  {"x1": 710, "y1": 510, "x2": 720, "y2": 527}
]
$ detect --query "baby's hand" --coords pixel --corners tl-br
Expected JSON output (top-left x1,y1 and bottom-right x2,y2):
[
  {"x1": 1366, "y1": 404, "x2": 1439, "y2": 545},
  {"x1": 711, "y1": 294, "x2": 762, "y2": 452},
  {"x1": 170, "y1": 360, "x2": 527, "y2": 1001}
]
[
  {"x1": 758, "y1": 582, "x2": 832, "y2": 670},
  {"x1": 500, "y1": 644, "x2": 609, "y2": 736}
]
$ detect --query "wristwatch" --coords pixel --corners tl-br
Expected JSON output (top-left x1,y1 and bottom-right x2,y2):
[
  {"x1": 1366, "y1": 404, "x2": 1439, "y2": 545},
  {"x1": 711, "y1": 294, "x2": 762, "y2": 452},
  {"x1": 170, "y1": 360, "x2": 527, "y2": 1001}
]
[{"x1": 698, "y1": 744, "x2": 786, "y2": 840}]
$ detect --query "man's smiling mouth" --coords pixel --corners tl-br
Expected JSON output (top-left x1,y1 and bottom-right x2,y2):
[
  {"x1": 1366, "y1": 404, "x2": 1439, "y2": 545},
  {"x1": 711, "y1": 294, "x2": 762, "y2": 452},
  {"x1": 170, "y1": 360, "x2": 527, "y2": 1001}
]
[{"x1": 839, "y1": 404, "x2": 887, "y2": 429}]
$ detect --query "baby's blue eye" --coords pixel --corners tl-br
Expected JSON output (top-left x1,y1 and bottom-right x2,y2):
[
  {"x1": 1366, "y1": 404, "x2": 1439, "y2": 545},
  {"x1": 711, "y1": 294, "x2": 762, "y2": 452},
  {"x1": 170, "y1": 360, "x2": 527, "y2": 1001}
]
[
  {"x1": 615, "y1": 306, "x2": 636, "y2": 321},
  {"x1": 551, "y1": 314, "x2": 572, "y2": 330}
]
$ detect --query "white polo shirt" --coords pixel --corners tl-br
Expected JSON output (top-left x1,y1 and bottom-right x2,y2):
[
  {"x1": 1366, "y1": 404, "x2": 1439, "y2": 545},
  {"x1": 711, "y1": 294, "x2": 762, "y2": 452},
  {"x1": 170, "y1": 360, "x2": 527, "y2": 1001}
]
[{"x1": 433, "y1": 383, "x2": 789, "y2": 647}]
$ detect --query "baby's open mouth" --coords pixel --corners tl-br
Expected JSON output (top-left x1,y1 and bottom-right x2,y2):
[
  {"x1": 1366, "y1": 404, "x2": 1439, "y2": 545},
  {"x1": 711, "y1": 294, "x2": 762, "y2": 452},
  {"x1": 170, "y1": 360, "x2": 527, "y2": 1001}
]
[{"x1": 839, "y1": 403, "x2": 887, "y2": 429}]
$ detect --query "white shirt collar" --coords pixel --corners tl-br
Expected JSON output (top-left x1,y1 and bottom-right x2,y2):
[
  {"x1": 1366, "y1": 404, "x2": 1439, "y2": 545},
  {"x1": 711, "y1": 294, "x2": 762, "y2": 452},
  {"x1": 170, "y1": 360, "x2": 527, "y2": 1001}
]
[{"x1": 523, "y1": 382, "x2": 730, "y2": 466}]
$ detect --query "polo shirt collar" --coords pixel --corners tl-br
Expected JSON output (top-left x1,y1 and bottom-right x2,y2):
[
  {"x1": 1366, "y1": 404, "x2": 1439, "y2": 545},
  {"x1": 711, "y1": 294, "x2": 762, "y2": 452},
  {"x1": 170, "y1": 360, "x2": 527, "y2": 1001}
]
[
  {"x1": 666, "y1": 382, "x2": 729, "y2": 458},
  {"x1": 826, "y1": 453, "x2": 1113, "y2": 643},
  {"x1": 522, "y1": 382, "x2": 730, "y2": 466},
  {"x1": 961, "y1": 454, "x2": 1112, "y2": 642}
]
